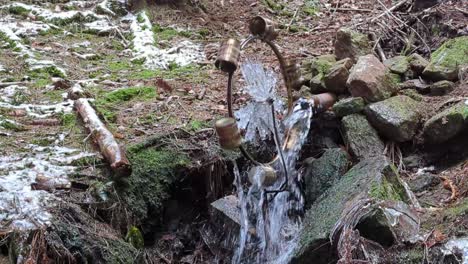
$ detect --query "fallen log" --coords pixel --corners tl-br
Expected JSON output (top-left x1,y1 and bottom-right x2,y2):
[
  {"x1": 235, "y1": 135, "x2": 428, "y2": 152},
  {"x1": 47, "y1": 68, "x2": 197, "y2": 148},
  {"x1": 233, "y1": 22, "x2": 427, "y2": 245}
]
[
  {"x1": 75, "y1": 98, "x2": 131, "y2": 177},
  {"x1": 29, "y1": 118, "x2": 61, "y2": 126}
]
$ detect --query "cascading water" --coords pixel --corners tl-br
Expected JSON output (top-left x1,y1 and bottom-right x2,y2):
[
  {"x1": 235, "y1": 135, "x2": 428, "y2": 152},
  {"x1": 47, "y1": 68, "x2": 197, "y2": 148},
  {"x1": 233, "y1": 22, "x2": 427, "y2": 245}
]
[{"x1": 232, "y1": 61, "x2": 314, "y2": 264}]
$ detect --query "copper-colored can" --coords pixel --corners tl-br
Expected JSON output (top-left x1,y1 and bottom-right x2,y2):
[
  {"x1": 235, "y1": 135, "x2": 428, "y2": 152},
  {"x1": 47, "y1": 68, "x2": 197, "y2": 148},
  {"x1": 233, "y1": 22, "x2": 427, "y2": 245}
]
[
  {"x1": 284, "y1": 58, "x2": 304, "y2": 91},
  {"x1": 248, "y1": 165, "x2": 277, "y2": 187},
  {"x1": 215, "y1": 39, "x2": 241, "y2": 73},
  {"x1": 215, "y1": 118, "x2": 242, "y2": 150},
  {"x1": 310, "y1": 93, "x2": 337, "y2": 112},
  {"x1": 249, "y1": 16, "x2": 278, "y2": 41}
]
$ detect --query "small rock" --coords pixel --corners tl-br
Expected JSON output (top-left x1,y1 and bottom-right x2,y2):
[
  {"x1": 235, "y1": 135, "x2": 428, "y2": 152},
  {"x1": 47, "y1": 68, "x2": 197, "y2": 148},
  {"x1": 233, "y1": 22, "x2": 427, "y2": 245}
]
[
  {"x1": 399, "y1": 79, "x2": 430, "y2": 94},
  {"x1": 334, "y1": 28, "x2": 372, "y2": 62},
  {"x1": 211, "y1": 195, "x2": 240, "y2": 225},
  {"x1": 347, "y1": 54, "x2": 398, "y2": 102},
  {"x1": 324, "y1": 59, "x2": 353, "y2": 94},
  {"x1": 430, "y1": 80, "x2": 455, "y2": 96},
  {"x1": 423, "y1": 36, "x2": 468, "y2": 81},
  {"x1": 365, "y1": 95, "x2": 421, "y2": 142},
  {"x1": 309, "y1": 74, "x2": 326, "y2": 93},
  {"x1": 422, "y1": 102, "x2": 468, "y2": 144},
  {"x1": 52, "y1": 78, "x2": 72, "y2": 90},
  {"x1": 303, "y1": 148, "x2": 349, "y2": 205},
  {"x1": 332, "y1": 97, "x2": 366, "y2": 117},
  {"x1": 384, "y1": 56, "x2": 409, "y2": 75},
  {"x1": 400, "y1": 89, "x2": 423, "y2": 102},
  {"x1": 403, "y1": 154, "x2": 425, "y2": 169},
  {"x1": 408, "y1": 173, "x2": 441, "y2": 192},
  {"x1": 341, "y1": 114, "x2": 385, "y2": 160},
  {"x1": 408, "y1": 53, "x2": 429, "y2": 75}
]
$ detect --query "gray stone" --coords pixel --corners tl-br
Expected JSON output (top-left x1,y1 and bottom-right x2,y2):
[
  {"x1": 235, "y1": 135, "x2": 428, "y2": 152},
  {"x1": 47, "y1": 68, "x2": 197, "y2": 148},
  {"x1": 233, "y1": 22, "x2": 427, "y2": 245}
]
[
  {"x1": 408, "y1": 53, "x2": 429, "y2": 75},
  {"x1": 347, "y1": 55, "x2": 398, "y2": 102},
  {"x1": 400, "y1": 89, "x2": 423, "y2": 102},
  {"x1": 430, "y1": 80, "x2": 455, "y2": 96},
  {"x1": 399, "y1": 79, "x2": 430, "y2": 94},
  {"x1": 384, "y1": 56, "x2": 409, "y2": 75},
  {"x1": 332, "y1": 97, "x2": 366, "y2": 117},
  {"x1": 423, "y1": 36, "x2": 468, "y2": 81},
  {"x1": 334, "y1": 28, "x2": 372, "y2": 62},
  {"x1": 210, "y1": 195, "x2": 240, "y2": 225},
  {"x1": 341, "y1": 114, "x2": 385, "y2": 160},
  {"x1": 292, "y1": 156, "x2": 411, "y2": 263},
  {"x1": 309, "y1": 74, "x2": 326, "y2": 93},
  {"x1": 365, "y1": 95, "x2": 421, "y2": 142},
  {"x1": 422, "y1": 101, "x2": 468, "y2": 144},
  {"x1": 303, "y1": 148, "x2": 349, "y2": 205},
  {"x1": 323, "y1": 59, "x2": 353, "y2": 94},
  {"x1": 408, "y1": 173, "x2": 441, "y2": 192}
]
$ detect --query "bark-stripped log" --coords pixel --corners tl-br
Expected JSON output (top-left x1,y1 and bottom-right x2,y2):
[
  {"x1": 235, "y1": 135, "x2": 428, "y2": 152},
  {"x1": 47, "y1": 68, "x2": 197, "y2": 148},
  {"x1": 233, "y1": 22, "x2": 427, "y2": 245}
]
[{"x1": 75, "y1": 98, "x2": 131, "y2": 177}]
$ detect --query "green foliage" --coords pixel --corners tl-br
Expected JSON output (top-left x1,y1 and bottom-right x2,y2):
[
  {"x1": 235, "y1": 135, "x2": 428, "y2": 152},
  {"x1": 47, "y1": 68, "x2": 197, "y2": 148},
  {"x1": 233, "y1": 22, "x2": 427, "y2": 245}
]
[
  {"x1": 0, "y1": 31, "x2": 18, "y2": 50},
  {"x1": 189, "y1": 120, "x2": 209, "y2": 131},
  {"x1": 263, "y1": 0, "x2": 284, "y2": 11},
  {"x1": 7, "y1": 5, "x2": 30, "y2": 16},
  {"x1": 125, "y1": 226, "x2": 144, "y2": 249},
  {"x1": 29, "y1": 66, "x2": 65, "y2": 78},
  {"x1": 60, "y1": 113, "x2": 77, "y2": 128},
  {"x1": 0, "y1": 119, "x2": 24, "y2": 132}
]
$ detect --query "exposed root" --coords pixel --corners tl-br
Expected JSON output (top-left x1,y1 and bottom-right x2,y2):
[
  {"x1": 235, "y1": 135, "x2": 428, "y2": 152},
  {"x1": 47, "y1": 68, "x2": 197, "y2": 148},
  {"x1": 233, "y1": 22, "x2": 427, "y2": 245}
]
[
  {"x1": 384, "y1": 142, "x2": 405, "y2": 172},
  {"x1": 439, "y1": 176, "x2": 458, "y2": 203}
]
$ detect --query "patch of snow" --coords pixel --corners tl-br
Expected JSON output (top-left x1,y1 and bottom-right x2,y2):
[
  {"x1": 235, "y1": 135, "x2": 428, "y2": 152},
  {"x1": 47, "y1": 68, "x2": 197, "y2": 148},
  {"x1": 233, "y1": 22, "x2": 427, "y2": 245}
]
[
  {"x1": 0, "y1": 63, "x2": 5, "y2": 72},
  {"x1": 0, "y1": 144, "x2": 95, "y2": 232},
  {"x1": 442, "y1": 237, "x2": 468, "y2": 264},
  {"x1": 0, "y1": 100, "x2": 74, "y2": 118},
  {"x1": 0, "y1": 20, "x2": 50, "y2": 37},
  {"x1": 128, "y1": 11, "x2": 205, "y2": 69},
  {"x1": 97, "y1": 0, "x2": 116, "y2": 16},
  {"x1": 465, "y1": 99, "x2": 468, "y2": 106},
  {"x1": 84, "y1": 20, "x2": 117, "y2": 33},
  {"x1": 0, "y1": 85, "x2": 28, "y2": 103}
]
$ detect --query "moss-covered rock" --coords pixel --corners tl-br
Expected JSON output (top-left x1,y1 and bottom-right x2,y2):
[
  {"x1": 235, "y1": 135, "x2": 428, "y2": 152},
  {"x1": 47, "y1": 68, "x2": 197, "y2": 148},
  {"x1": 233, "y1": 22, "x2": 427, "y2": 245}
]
[
  {"x1": 422, "y1": 101, "x2": 468, "y2": 143},
  {"x1": 334, "y1": 28, "x2": 372, "y2": 62},
  {"x1": 384, "y1": 56, "x2": 409, "y2": 75},
  {"x1": 408, "y1": 53, "x2": 429, "y2": 75},
  {"x1": 400, "y1": 89, "x2": 423, "y2": 102},
  {"x1": 332, "y1": 97, "x2": 365, "y2": 117},
  {"x1": 423, "y1": 36, "x2": 468, "y2": 81},
  {"x1": 341, "y1": 114, "x2": 385, "y2": 160},
  {"x1": 292, "y1": 156, "x2": 410, "y2": 263},
  {"x1": 119, "y1": 146, "x2": 189, "y2": 231},
  {"x1": 323, "y1": 58, "x2": 353, "y2": 94},
  {"x1": 429, "y1": 80, "x2": 455, "y2": 96},
  {"x1": 365, "y1": 95, "x2": 421, "y2": 142},
  {"x1": 303, "y1": 148, "x2": 349, "y2": 206}
]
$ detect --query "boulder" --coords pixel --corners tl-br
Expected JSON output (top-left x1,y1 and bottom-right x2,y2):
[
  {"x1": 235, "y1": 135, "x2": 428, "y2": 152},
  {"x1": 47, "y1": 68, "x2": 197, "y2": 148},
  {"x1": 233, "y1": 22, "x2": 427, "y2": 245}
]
[
  {"x1": 292, "y1": 156, "x2": 411, "y2": 263},
  {"x1": 422, "y1": 101, "x2": 468, "y2": 144},
  {"x1": 347, "y1": 55, "x2": 398, "y2": 102},
  {"x1": 307, "y1": 55, "x2": 336, "y2": 92},
  {"x1": 324, "y1": 58, "x2": 353, "y2": 94},
  {"x1": 430, "y1": 80, "x2": 455, "y2": 96},
  {"x1": 341, "y1": 114, "x2": 385, "y2": 160},
  {"x1": 400, "y1": 89, "x2": 423, "y2": 102},
  {"x1": 384, "y1": 56, "x2": 409, "y2": 75},
  {"x1": 365, "y1": 95, "x2": 421, "y2": 142},
  {"x1": 423, "y1": 36, "x2": 468, "y2": 81},
  {"x1": 334, "y1": 28, "x2": 372, "y2": 62},
  {"x1": 303, "y1": 148, "x2": 349, "y2": 205},
  {"x1": 332, "y1": 97, "x2": 365, "y2": 117},
  {"x1": 408, "y1": 53, "x2": 429, "y2": 75},
  {"x1": 408, "y1": 173, "x2": 441, "y2": 192}
]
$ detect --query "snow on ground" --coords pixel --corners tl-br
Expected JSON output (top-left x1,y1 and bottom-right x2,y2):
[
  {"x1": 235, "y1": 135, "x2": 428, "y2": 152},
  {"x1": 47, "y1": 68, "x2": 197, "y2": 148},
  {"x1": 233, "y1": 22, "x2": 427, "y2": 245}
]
[
  {"x1": 128, "y1": 11, "x2": 205, "y2": 69},
  {"x1": 0, "y1": 100, "x2": 74, "y2": 118},
  {"x1": 0, "y1": 144, "x2": 95, "y2": 231}
]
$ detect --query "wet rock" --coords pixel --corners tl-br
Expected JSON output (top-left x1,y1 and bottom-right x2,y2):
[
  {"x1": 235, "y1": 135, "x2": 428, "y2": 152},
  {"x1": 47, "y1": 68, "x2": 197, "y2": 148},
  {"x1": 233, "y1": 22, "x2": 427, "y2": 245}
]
[
  {"x1": 341, "y1": 114, "x2": 385, "y2": 160},
  {"x1": 400, "y1": 89, "x2": 423, "y2": 102},
  {"x1": 365, "y1": 95, "x2": 421, "y2": 142},
  {"x1": 408, "y1": 53, "x2": 429, "y2": 75},
  {"x1": 430, "y1": 80, "x2": 455, "y2": 96},
  {"x1": 399, "y1": 79, "x2": 430, "y2": 94},
  {"x1": 423, "y1": 36, "x2": 468, "y2": 81},
  {"x1": 334, "y1": 28, "x2": 372, "y2": 62},
  {"x1": 303, "y1": 148, "x2": 349, "y2": 205},
  {"x1": 347, "y1": 54, "x2": 398, "y2": 102},
  {"x1": 423, "y1": 101, "x2": 468, "y2": 144},
  {"x1": 292, "y1": 156, "x2": 410, "y2": 263},
  {"x1": 332, "y1": 97, "x2": 365, "y2": 117},
  {"x1": 309, "y1": 74, "x2": 326, "y2": 93},
  {"x1": 324, "y1": 58, "x2": 353, "y2": 94},
  {"x1": 408, "y1": 173, "x2": 441, "y2": 192},
  {"x1": 211, "y1": 195, "x2": 240, "y2": 225},
  {"x1": 403, "y1": 154, "x2": 424, "y2": 169},
  {"x1": 384, "y1": 56, "x2": 409, "y2": 75}
]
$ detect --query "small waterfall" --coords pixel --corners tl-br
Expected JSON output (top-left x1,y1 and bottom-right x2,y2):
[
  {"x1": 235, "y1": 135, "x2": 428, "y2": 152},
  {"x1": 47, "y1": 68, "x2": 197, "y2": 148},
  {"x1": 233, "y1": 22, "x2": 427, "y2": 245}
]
[{"x1": 232, "y1": 61, "x2": 314, "y2": 264}]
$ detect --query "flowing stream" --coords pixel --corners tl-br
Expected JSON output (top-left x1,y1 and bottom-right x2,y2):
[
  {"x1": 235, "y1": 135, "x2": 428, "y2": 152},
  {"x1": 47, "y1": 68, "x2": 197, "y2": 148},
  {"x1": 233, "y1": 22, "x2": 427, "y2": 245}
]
[{"x1": 232, "y1": 62, "x2": 314, "y2": 264}]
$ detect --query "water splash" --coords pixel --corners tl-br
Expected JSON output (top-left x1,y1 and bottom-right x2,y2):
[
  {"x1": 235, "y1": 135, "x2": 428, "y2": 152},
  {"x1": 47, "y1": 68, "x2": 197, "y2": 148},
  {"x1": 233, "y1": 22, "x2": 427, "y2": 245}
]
[{"x1": 232, "y1": 62, "x2": 313, "y2": 264}]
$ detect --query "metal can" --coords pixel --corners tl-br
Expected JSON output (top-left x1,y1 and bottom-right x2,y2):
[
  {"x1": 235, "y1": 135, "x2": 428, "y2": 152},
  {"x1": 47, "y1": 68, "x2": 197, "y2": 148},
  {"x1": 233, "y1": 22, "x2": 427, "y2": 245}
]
[
  {"x1": 248, "y1": 165, "x2": 277, "y2": 187},
  {"x1": 248, "y1": 16, "x2": 278, "y2": 41},
  {"x1": 215, "y1": 39, "x2": 241, "y2": 73},
  {"x1": 215, "y1": 118, "x2": 242, "y2": 150}
]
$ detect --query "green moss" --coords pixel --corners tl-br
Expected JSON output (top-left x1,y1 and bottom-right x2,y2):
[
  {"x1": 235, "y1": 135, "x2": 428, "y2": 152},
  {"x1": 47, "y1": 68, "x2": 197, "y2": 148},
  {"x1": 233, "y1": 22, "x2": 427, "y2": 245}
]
[
  {"x1": 109, "y1": 60, "x2": 132, "y2": 71},
  {"x1": 0, "y1": 119, "x2": 24, "y2": 132},
  {"x1": 369, "y1": 165, "x2": 407, "y2": 202},
  {"x1": 31, "y1": 138, "x2": 54, "y2": 146},
  {"x1": 125, "y1": 226, "x2": 144, "y2": 249},
  {"x1": 189, "y1": 120, "x2": 209, "y2": 131},
  {"x1": 44, "y1": 90, "x2": 64, "y2": 102},
  {"x1": 431, "y1": 36, "x2": 468, "y2": 68},
  {"x1": 7, "y1": 5, "x2": 30, "y2": 17},
  {"x1": 303, "y1": 0, "x2": 320, "y2": 16},
  {"x1": 60, "y1": 113, "x2": 77, "y2": 128},
  {"x1": 152, "y1": 24, "x2": 191, "y2": 42},
  {"x1": 263, "y1": 0, "x2": 284, "y2": 11},
  {"x1": 447, "y1": 199, "x2": 468, "y2": 217},
  {"x1": 29, "y1": 66, "x2": 65, "y2": 78},
  {"x1": 0, "y1": 31, "x2": 18, "y2": 50},
  {"x1": 197, "y1": 28, "x2": 210, "y2": 38},
  {"x1": 121, "y1": 147, "x2": 189, "y2": 221}
]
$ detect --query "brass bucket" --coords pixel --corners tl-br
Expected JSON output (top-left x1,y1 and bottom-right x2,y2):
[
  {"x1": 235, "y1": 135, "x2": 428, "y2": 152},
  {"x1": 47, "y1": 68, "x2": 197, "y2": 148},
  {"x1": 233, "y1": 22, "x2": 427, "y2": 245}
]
[
  {"x1": 249, "y1": 16, "x2": 278, "y2": 41},
  {"x1": 215, "y1": 38, "x2": 241, "y2": 73},
  {"x1": 248, "y1": 165, "x2": 277, "y2": 187},
  {"x1": 215, "y1": 118, "x2": 242, "y2": 150}
]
